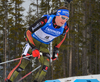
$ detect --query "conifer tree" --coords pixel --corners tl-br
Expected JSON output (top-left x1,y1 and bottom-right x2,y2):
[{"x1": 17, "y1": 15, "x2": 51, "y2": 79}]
[{"x1": 0, "y1": 0, "x2": 25, "y2": 81}]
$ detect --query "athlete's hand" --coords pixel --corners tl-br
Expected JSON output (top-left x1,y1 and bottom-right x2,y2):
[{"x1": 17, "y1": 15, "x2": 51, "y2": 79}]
[
  {"x1": 52, "y1": 46, "x2": 59, "y2": 61},
  {"x1": 32, "y1": 47, "x2": 40, "y2": 58},
  {"x1": 0, "y1": 58, "x2": 1, "y2": 63}
]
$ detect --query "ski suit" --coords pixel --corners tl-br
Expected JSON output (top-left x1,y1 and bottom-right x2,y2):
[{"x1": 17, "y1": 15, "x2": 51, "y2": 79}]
[{"x1": 6, "y1": 14, "x2": 69, "y2": 82}]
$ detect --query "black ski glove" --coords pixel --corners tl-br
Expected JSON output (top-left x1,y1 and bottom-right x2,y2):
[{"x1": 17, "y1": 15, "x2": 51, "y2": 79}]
[{"x1": 52, "y1": 46, "x2": 59, "y2": 61}]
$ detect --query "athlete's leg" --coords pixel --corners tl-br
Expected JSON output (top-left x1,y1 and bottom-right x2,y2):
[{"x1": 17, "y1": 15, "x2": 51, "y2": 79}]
[
  {"x1": 32, "y1": 39, "x2": 50, "y2": 82},
  {"x1": 34, "y1": 53, "x2": 50, "y2": 82},
  {"x1": 5, "y1": 43, "x2": 31, "y2": 82}
]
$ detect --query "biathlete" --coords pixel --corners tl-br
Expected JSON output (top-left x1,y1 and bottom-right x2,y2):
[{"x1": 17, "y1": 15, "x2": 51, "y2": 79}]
[{"x1": 5, "y1": 6, "x2": 69, "y2": 82}]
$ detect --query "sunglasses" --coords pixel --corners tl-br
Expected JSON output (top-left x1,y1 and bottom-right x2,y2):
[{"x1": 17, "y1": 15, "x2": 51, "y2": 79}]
[{"x1": 60, "y1": 15, "x2": 69, "y2": 21}]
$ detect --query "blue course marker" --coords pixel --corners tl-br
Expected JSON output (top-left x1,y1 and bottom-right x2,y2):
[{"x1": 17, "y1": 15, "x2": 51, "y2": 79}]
[
  {"x1": 45, "y1": 79, "x2": 61, "y2": 82},
  {"x1": 74, "y1": 79, "x2": 99, "y2": 82}
]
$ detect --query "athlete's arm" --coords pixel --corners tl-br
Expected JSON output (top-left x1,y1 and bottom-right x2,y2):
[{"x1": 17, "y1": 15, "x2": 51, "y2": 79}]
[
  {"x1": 55, "y1": 24, "x2": 69, "y2": 49},
  {"x1": 26, "y1": 30, "x2": 36, "y2": 48},
  {"x1": 62, "y1": 24, "x2": 69, "y2": 36},
  {"x1": 28, "y1": 16, "x2": 47, "y2": 33},
  {"x1": 25, "y1": 16, "x2": 47, "y2": 48}
]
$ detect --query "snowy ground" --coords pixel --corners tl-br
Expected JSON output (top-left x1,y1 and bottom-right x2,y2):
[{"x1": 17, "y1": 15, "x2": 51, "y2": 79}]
[{"x1": 45, "y1": 74, "x2": 100, "y2": 82}]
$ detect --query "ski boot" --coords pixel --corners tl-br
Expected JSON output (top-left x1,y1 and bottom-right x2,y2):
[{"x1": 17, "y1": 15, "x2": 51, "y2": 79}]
[{"x1": 34, "y1": 80, "x2": 38, "y2": 82}]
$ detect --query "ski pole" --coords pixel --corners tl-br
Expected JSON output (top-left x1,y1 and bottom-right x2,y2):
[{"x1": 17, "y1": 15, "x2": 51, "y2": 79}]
[
  {"x1": 0, "y1": 55, "x2": 32, "y2": 65},
  {"x1": 18, "y1": 65, "x2": 41, "y2": 82}
]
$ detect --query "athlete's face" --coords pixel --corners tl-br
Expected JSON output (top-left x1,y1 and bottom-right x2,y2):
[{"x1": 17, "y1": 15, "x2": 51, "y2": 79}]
[{"x1": 55, "y1": 15, "x2": 69, "y2": 26}]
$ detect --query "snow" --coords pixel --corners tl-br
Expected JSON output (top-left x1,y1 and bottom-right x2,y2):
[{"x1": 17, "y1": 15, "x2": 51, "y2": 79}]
[{"x1": 45, "y1": 74, "x2": 100, "y2": 82}]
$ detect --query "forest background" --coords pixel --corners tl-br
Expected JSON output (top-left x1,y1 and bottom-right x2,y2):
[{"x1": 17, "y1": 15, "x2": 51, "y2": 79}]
[{"x1": 0, "y1": 0, "x2": 100, "y2": 82}]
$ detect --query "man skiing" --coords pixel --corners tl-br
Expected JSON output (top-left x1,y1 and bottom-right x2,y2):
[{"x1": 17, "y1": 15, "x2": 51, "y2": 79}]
[{"x1": 5, "y1": 6, "x2": 69, "y2": 82}]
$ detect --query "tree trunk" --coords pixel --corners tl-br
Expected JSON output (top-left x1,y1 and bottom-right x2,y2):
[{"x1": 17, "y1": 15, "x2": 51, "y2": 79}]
[
  {"x1": 37, "y1": 0, "x2": 38, "y2": 16},
  {"x1": 69, "y1": 2, "x2": 73, "y2": 77},
  {"x1": 82, "y1": 0, "x2": 87, "y2": 75},
  {"x1": 63, "y1": 50, "x2": 66, "y2": 77},
  {"x1": 69, "y1": 48, "x2": 72, "y2": 77},
  {"x1": 99, "y1": 38, "x2": 100, "y2": 73},
  {"x1": 3, "y1": 0, "x2": 8, "y2": 81}
]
